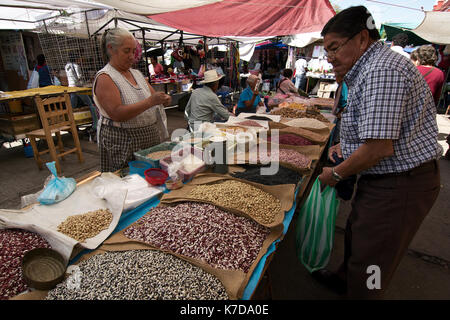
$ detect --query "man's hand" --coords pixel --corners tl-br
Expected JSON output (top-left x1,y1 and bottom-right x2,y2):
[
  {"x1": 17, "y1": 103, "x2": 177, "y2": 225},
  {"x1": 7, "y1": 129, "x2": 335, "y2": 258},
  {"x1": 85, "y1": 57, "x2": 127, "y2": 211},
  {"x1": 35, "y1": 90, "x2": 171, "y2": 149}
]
[
  {"x1": 328, "y1": 143, "x2": 342, "y2": 163},
  {"x1": 318, "y1": 167, "x2": 338, "y2": 187}
]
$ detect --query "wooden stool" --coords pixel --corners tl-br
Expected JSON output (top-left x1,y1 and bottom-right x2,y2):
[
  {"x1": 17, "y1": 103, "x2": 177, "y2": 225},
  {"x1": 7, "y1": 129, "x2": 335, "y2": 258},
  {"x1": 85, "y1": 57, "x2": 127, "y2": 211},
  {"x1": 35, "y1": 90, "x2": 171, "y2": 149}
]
[{"x1": 26, "y1": 92, "x2": 84, "y2": 174}]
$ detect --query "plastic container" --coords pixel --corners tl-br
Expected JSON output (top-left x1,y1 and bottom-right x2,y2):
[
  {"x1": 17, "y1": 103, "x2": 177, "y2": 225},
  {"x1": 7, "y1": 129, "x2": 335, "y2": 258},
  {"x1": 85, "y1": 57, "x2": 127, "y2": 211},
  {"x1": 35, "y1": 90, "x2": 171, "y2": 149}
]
[
  {"x1": 160, "y1": 146, "x2": 205, "y2": 182},
  {"x1": 128, "y1": 161, "x2": 153, "y2": 177},
  {"x1": 134, "y1": 141, "x2": 181, "y2": 168},
  {"x1": 144, "y1": 168, "x2": 168, "y2": 186}
]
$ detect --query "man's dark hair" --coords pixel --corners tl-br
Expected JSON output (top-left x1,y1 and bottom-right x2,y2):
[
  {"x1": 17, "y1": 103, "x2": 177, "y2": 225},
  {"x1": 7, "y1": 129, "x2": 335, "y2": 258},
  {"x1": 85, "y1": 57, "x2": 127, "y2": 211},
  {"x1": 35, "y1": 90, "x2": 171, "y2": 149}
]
[
  {"x1": 392, "y1": 33, "x2": 409, "y2": 48},
  {"x1": 37, "y1": 54, "x2": 46, "y2": 66},
  {"x1": 283, "y1": 68, "x2": 293, "y2": 78},
  {"x1": 321, "y1": 6, "x2": 380, "y2": 41}
]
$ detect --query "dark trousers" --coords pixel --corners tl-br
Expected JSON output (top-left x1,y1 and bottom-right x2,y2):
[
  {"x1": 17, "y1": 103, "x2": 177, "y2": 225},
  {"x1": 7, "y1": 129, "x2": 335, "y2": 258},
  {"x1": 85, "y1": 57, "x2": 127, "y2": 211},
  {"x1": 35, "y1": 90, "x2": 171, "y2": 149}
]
[{"x1": 337, "y1": 160, "x2": 440, "y2": 299}]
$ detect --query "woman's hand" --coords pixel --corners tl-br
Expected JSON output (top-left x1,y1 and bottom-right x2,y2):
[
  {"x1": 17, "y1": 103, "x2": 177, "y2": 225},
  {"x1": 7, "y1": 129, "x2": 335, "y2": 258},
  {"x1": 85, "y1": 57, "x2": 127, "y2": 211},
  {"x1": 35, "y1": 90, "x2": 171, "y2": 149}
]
[
  {"x1": 149, "y1": 92, "x2": 171, "y2": 107},
  {"x1": 328, "y1": 143, "x2": 342, "y2": 163}
]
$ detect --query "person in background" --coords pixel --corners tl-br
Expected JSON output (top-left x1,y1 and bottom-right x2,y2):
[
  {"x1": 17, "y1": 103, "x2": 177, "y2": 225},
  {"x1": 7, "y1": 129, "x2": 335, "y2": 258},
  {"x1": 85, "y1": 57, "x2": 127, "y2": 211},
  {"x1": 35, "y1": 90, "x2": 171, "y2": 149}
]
[
  {"x1": 390, "y1": 33, "x2": 410, "y2": 59},
  {"x1": 410, "y1": 50, "x2": 419, "y2": 66},
  {"x1": 415, "y1": 45, "x2": 445, "y2": 106},
  {"x1": 236, "y1": 74, "x2": 265, "y2": 116},
  {"x1": 93, "y1": 28, "x2": 171, "y2": 172},
  {"x1": 65, "y1": 52, "x2": 98, "y2": 137},
  {"x1": 294, "y1": 56, "x2": 308, "y2": 91},
  {"x1": 149, "y1": 56, "x2": 164, "y2": 77},
  {"x1": 276, "y1": 68, "x2": 300, "y2": 96},
  {"x1": 317, "y1": 6, "x2": 441, "y2": 299},
  {"x1": 184, "y1": 69, "x2": 231, "y2": 131},
  {"x1": 35, "y1": 54, "x2": 53, "y2": 87}
]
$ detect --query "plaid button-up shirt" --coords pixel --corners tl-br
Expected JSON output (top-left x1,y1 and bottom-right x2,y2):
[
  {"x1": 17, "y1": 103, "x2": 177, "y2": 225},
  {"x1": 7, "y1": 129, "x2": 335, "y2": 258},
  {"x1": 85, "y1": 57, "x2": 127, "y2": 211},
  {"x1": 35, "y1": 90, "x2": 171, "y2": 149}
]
[{"x1": 341, "y1": 41, "x2": 442, "y2": 175}]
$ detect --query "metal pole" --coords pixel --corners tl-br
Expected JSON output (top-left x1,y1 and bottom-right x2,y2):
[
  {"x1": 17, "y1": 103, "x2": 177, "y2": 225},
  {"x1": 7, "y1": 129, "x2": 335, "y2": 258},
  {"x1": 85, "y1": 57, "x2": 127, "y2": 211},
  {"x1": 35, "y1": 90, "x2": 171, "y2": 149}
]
[
  {"x1": 142, "y1": 29, "x2": 149, "y2": 78},
  {"x1": 84, "y1": 11, "x2": 90, "y2": 38}
]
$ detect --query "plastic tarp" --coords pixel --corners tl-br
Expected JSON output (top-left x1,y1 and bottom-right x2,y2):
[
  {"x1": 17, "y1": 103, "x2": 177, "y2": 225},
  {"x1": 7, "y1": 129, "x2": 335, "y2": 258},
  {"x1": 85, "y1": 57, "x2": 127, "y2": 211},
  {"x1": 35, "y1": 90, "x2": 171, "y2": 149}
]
[
  {"x1": 283, "y1": 31, "x2": 324, "y2": 48},
  {"x1": 92, "y1": 0, "x2": 223, "y2": 15},
  {"x1": 150, "y1": 0, "x2": 336, "y2": 38},
  {"x1": 381, "y1": 23, "x2": 430, "y2": 46},
  {"x1": 410, "y1": 11, "x2": 450, "y2": 45}
]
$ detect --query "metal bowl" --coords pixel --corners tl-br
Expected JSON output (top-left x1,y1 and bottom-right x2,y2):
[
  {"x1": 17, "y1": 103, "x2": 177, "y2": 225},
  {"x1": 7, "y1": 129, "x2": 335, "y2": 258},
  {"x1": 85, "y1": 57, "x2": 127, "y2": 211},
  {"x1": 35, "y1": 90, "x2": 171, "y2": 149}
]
[{"x1": 22, "y1": 248, "x2": 67, "y2": 291}]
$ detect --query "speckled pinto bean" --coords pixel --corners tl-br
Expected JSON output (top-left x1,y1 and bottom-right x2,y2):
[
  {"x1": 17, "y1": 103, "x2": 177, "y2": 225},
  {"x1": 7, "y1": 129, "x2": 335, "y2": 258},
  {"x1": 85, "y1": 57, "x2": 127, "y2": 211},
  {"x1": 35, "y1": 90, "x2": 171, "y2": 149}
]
[
  {"x1": 188, "y1": 180, "x2": 282, "y2": 225},
  {"x1": 124, "y1": 202, "x2": 270, "y2": 272},
  {"x1": 46, "y1": 250, "x2": 228, "y2": 300},
  {"x1": 269, "y1": 149, "x2": 311, "y2": 169},
  {"x1": 0, "y1": 229, "x2": 51, "y2": 300},
  {"x1": 267, "y1": 134, "x2": 313, "y2": 146}
]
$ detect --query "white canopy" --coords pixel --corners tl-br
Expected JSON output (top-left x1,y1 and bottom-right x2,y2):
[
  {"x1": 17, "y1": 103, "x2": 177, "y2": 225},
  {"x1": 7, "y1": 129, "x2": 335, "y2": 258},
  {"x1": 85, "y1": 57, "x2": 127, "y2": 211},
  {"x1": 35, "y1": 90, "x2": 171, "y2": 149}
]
[
  {"x1": 91, "y1": 0, "x2": 223, "y2": 15},
  {"x1": 282, "y1": 31, "x2": 322, "y2": 48},
  {"x1": 410, "y1": 11, "x2": 450, "y2": 45}
]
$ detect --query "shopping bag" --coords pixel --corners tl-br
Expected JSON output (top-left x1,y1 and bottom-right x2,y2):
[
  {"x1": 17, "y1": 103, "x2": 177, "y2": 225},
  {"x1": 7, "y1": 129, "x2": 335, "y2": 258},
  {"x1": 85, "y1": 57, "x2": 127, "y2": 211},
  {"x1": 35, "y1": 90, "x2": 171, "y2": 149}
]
[
  {"x1": 27, "y1": 69, "x2": 39, "y2": 89},
  {"x1": 295, "y1": 177, "x2": 340, "y2": 273},
  {"x1": 37, "y1": 161, "x2": 76, "y2": 205}
]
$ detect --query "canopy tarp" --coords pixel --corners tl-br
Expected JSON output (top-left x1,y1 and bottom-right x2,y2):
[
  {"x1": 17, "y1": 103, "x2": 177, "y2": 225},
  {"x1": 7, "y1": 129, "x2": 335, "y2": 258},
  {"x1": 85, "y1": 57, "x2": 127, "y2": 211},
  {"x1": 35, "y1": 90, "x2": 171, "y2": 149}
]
[
  {"x1": 0, "y1": 0, "x2": 223, "y2": 29},
  {"x1": 381, "y1": 23, "x2": 430, "y2": 46},
  {"x1": 410, "y1": 11, "x2": 450, "y2": 45},
  {"x1": 150, "y1": 0, "x2": 335, "y2": 38}
]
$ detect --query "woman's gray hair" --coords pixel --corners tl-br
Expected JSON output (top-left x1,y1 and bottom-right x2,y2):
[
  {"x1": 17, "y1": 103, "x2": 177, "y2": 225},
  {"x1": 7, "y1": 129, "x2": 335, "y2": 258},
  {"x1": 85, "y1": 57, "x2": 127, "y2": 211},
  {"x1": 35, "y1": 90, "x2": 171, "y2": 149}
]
[{"x1": 101, "y1": 28, "x2": 134, "y2": 62}]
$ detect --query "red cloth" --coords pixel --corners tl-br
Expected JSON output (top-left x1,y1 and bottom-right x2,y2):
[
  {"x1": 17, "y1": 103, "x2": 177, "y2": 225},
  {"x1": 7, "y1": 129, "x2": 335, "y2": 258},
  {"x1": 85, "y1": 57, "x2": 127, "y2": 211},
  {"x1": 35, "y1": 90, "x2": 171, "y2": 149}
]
[
  {"x1": 150, "y1": 0, "x2": 335, "y2": 37},
  {"x1": 417, "y1": 65, "x2": 445, "y2": 105}
]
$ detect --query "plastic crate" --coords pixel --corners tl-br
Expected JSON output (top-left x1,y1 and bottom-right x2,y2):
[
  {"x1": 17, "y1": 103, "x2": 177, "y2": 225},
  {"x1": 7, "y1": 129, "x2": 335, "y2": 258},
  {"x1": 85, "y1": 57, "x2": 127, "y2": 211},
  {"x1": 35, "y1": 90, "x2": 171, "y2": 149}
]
[
  {"x1": 134, "y1": 141, "x2": 182, "y2": 168},
  {"x1": 160, "y1": 146, "x2": 205, "y2": 182}
]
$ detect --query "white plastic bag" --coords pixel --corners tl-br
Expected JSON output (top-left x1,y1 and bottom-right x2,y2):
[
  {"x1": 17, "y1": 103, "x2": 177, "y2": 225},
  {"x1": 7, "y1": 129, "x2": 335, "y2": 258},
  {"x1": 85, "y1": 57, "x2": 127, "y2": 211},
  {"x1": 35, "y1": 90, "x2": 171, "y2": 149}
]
[
  {"x1": 37, "y1": 162, "x2": 76, "y2": 205},
  {"x1": 27, "y1": 69, "x2": 39, "y2": 89}
]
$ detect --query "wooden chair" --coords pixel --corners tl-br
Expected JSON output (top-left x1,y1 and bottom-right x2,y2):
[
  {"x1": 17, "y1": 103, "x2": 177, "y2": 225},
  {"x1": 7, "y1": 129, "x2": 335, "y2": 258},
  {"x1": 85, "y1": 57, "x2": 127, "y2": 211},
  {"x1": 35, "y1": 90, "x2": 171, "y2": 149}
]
[{"x1": 26, "y1": 92, "x2": 84, "y2": 174}]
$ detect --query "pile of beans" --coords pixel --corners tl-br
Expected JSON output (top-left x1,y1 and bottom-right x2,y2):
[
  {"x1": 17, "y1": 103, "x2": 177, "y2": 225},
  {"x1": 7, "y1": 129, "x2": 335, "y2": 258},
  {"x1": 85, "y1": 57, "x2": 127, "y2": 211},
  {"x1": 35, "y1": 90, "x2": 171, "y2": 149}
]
[
  {"x1": 267, "y1": 134, "x2": 313, "y2": 146},
  {"x1": 232, "y1": 165, "x2": 302, "y2": 186},
  {"x1": 146, "y1": 150, "x2": 172, "y2": 160},
  {"x1": 57, "y1": 209, "x2": 113, "y2": 243},
  {"x1": 275, "y1": 149, "x2": 311, "y2": 169},
  {"x1": 270, "y1": 108, "x2": 330, "y2": 123},
  {"x1": 0, "y1": 229, "x2": 51, "y2": 300},
  {"x1": 45, "y1": 250, "x2": 228, "y2": 300},
  {"x1": 124, "y1": 202, "x2": 270, "y2": 273},
  {"x1": 236, "y1": 120, "x2": 263, "y2": 127},
  {"x1": 245, "y1": 115, "x2": 273, "y2": 122},
  {"x1": 188, "y1": 180, "x2": 281, "y2": 225}
]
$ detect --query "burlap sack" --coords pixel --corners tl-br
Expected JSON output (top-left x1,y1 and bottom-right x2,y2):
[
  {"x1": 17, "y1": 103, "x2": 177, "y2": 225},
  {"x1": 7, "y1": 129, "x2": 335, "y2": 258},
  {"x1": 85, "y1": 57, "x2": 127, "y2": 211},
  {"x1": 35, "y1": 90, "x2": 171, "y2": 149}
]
[{"x1": 267, "y1": 123, "x2": 329, "y2": 145}]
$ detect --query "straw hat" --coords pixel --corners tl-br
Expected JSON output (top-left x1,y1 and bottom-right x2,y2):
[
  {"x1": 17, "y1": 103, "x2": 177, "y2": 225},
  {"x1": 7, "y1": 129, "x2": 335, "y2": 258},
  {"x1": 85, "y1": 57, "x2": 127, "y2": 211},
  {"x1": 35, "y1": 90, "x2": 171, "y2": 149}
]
[{"x1": 199, "y1": 69, "x2": 224, "y2": 84}]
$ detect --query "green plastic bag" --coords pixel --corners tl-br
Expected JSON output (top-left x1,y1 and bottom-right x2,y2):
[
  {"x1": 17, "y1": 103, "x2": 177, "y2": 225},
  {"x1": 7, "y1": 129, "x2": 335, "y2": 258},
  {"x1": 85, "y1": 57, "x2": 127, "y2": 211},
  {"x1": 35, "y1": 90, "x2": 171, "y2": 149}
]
[{"x1": 295, "y1": 177, "x2": 340, "y2": 273}]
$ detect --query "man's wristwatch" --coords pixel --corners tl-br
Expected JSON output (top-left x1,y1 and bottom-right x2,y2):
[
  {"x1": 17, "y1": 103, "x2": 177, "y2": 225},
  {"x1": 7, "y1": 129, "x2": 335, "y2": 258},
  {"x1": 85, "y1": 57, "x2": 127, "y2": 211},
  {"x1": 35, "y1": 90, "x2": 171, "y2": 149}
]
[{"x1": 332, "y1": 167, "x2": 344, "y2": 182}]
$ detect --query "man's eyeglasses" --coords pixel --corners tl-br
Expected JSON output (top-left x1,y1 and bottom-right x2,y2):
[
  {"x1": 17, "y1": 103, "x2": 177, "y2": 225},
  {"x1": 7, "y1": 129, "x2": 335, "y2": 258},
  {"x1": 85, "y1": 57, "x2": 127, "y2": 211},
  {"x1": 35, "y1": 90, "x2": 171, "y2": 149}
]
[{"x1": 324, "y1": 32, "x2": 358, "y2": 59}]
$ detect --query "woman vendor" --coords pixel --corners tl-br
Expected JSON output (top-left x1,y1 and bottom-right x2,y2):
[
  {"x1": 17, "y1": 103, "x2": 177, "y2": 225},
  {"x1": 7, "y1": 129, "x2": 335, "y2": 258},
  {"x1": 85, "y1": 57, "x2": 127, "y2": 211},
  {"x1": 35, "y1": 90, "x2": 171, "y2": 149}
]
[
  {"x1": 93, "y1": 28, "x2": 172, "y2": 172},
  {"x1": 235, "y1": 74, "x2": 265, "y2": 116},
  {"x1": 276, "y1": 68, "x2": 300, "y2": 96}
]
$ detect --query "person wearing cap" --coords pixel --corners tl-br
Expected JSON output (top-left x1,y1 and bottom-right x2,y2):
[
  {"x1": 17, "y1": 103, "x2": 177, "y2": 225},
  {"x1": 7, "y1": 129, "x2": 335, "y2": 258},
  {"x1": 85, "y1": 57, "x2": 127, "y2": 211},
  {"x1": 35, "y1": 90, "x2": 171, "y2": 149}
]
[
  {"x1": 235, "y1": 74, "x2": 265, "y2": 116},
  {"x1": 184, "y1": 69, "x2": 232, "y2": 131},
  {"x1": 316, "y1": 6, "x2": 441, "y2": 299}
]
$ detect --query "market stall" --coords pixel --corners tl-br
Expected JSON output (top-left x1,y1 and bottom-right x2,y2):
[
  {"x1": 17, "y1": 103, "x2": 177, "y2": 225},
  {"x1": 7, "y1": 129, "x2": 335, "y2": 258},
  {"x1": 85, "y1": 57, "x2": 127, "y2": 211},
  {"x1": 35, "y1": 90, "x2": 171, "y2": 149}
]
[
  {"x1": 1, "y1": 101, "x2": 334, "y2": 300},
  {"x1": 0, "y1": 85, "x2": 92, "y2": 140}
]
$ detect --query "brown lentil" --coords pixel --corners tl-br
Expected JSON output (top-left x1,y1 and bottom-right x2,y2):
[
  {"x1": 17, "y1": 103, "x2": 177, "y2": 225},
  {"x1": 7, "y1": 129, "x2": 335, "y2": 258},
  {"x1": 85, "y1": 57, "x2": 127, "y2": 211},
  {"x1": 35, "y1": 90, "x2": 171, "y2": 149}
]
[
  {"x1": 188, "y1": 180, "x2": 281, "y2": 225},
  {"x1": 146, "y1": 150, "x2": 173, "y2": 160},
  {"x1": 124, "y1": 202, "x2": 270, "y2": 272},
  {"x1": 57, "y1": 209, "x2": 113, "y2": 243},
  {"x1": 0, "y1": 229, "x2": 51, "y2": 300}
]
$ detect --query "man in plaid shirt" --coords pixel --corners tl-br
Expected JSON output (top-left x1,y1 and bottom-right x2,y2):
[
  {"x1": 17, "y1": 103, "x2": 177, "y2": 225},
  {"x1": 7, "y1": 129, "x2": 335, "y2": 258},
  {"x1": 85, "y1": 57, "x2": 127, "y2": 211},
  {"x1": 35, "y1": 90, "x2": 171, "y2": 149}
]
[{"x1": 316, "y1": 6, "x2": 442, "y2": 299}]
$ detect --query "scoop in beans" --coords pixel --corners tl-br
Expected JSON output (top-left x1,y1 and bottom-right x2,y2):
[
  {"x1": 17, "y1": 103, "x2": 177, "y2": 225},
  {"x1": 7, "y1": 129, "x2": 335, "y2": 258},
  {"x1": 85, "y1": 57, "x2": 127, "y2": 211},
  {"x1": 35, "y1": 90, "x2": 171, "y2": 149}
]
[
  {"x1": 124, "y1": 202, "x2": 270, "y2": 273},
  {"x1": 188, "y1": 180, "x2": 282, "y2": 225},
  {"x1": 46, "y1": 250, "x2": 228, "y2": 300},
  {"x1": 0, "y1": 229, "x2": 51, "y2": 300}
]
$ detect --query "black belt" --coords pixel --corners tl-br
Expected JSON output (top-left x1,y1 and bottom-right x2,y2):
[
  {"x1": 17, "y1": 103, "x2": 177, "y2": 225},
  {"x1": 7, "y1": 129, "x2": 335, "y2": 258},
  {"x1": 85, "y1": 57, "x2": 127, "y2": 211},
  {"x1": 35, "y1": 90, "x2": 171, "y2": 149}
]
[{"x1": 361, "y1": 159, "x2": 438, "y2": 180}]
